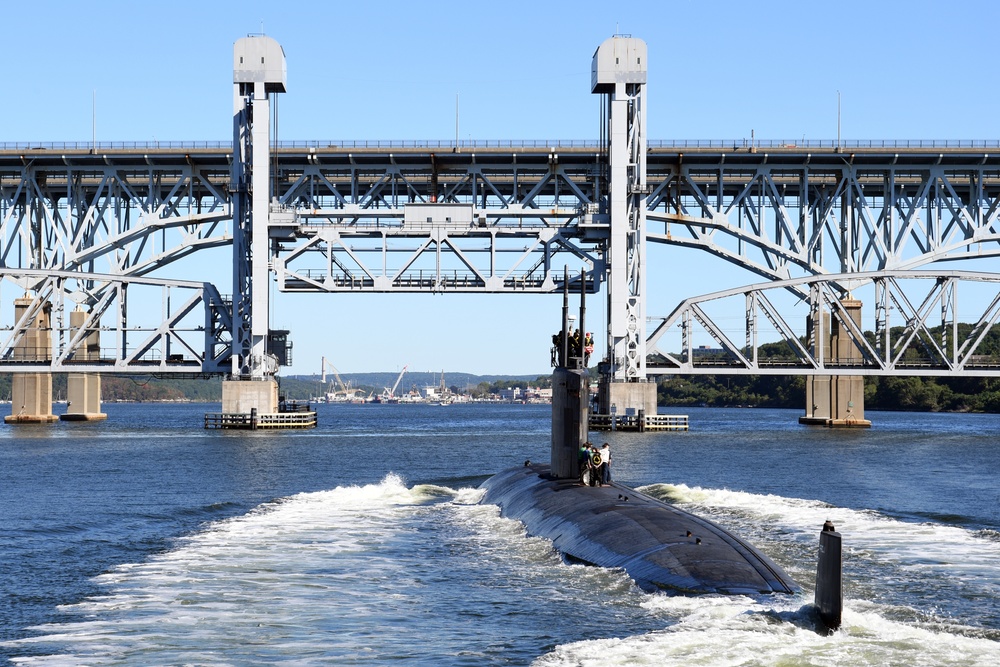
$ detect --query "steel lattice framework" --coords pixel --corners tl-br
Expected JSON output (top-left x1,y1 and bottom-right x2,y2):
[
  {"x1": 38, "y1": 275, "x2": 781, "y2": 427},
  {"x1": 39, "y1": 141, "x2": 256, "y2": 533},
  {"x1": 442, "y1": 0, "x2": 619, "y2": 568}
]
[
  {"x1": 646, "y1": 146, "x2": 1000, "y2": 284},
  {"x1": 0, "y1": 269, "x2": 231, "y2": 372},
  {"x1": 0, "y1": 149, "x2": 232, "y2": 277},
  {"x1": 647, "y1": 270, "x2": 1000, "y2": 376},
  {"x1": 4, "y1": 142, "x2": 1000, "y2": 375},
  {"x1": 267, "y1": 146, "x2": 606, "y2": 294}
]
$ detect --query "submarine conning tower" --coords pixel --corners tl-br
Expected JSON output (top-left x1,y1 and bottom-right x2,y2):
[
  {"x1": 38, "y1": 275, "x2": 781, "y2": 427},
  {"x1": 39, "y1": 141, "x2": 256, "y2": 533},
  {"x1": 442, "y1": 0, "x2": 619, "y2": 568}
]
[{"x1": 551, "y1": 270, "x2": 590, "y2": 479}]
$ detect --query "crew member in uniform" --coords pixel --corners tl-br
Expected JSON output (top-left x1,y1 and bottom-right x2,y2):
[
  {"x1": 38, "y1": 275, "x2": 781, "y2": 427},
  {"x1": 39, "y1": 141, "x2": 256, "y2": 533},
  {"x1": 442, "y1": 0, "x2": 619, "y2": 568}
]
[
  {"x1": 578, "y1": 441, "x2": 592, "y2": 485},
  {"x1": 600, "y1": 442, "x2": 611, "y2": 485}
]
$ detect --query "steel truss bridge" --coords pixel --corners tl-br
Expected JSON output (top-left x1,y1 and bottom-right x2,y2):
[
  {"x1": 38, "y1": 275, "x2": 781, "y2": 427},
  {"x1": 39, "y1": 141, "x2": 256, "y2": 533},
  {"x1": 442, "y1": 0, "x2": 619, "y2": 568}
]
[
  {"x1": 3, "y1": 36, "x2": 1000, "y2": 382},
  {"x1": 5, "y1": 141, "x2": 1000, "y2": 378}
]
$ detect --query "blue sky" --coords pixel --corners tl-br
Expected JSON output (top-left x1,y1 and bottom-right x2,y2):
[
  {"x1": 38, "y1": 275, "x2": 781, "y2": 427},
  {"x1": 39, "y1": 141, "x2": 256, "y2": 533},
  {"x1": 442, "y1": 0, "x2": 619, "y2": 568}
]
[{"x1": 4, "y1": 0, "x2": 999, "y2": 376}]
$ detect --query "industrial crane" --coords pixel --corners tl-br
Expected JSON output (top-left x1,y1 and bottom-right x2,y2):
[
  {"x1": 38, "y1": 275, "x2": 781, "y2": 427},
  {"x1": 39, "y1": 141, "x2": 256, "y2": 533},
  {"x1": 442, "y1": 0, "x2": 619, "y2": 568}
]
[
  {"x1": 382, "y1": 365, "x2": 408, "y2": 401},
  {"x1": 321, "y1": 356, "x2": 356, "y2": 401}
]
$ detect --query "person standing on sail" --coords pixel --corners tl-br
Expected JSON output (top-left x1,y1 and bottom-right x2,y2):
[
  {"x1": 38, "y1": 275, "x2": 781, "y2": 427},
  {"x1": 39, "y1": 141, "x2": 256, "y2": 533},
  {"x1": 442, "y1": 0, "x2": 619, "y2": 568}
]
[
  {"x1": 578, "y1": 441, "x2": 592, "y2": 485},
  {"x1": 600, "y1": 442, "x2": 612, "y2": 485}
]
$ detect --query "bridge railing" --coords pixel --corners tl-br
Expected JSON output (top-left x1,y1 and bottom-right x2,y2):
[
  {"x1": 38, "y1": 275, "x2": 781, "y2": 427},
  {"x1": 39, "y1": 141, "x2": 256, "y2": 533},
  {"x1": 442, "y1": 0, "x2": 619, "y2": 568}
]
[
  {"x1": 0, "y1": 139, "x2": 600, "y2": 151},
  {"x1": 282, "y1": 269, "x2": 567, "y2": 291},
  {"x1": 650, "y1": 139, "x2": 1000, "y2": 149},
  {"x1": 8, "y1": 139, "x2": 1000, "y2": 152}
]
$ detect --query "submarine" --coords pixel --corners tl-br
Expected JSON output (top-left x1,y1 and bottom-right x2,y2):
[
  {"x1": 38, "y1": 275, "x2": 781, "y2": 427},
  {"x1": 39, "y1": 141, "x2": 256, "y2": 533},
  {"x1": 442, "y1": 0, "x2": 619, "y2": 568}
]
[
  {"x1": 480, "y1": 463, "x2": 797, "y2": 595},
  {"x1": 478, "y1": 273, "x2": 842, "y2": 627}
]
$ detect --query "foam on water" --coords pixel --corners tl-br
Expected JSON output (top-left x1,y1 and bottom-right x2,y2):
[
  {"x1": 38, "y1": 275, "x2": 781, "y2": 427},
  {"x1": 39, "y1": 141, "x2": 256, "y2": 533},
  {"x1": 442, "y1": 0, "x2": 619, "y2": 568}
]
[
  {"x1": 536, "y1": 593, "x2": 1000, "y2": 667},
  {"x1": 8, "y1": 477, "x2": 1000, "y2": 666},
  {"x1": 643, "y1": 483, "x2": 1000, "y2": 596},
  {"x1": 7, "y1": 475, "x2": 644, "y2": 665}
]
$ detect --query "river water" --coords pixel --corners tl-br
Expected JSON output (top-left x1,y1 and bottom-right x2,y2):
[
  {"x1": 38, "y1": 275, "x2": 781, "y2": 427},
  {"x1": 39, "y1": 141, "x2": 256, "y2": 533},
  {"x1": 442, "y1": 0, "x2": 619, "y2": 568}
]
[{"x1": 1, "y1": 402, "x2": 999, "y2": 665}]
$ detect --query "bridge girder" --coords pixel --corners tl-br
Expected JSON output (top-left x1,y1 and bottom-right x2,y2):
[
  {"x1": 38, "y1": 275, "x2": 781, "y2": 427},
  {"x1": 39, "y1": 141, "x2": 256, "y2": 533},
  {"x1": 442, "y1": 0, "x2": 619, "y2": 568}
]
[
  {"x1": 647, "y1": 270, "x2": 1000, "y2": 377},
  {"x1": 267, "y1": 148, "x2": 606, "y2": 293},
  {"x1": 646, "y1": 148, "x2": 1000, "y2": 286},
  {"x1": 0, "y1": 151, "x2": 232, "y2": 286},
  {"x1": 9, "y1": 145, "x2": 1000, "y2": 292},
  {"x1": 5, "y1": 144, "x2": 1000, "y2": 376},
  {"x1": 0, "y1": 269, "x2": 231, "y2": 373}
]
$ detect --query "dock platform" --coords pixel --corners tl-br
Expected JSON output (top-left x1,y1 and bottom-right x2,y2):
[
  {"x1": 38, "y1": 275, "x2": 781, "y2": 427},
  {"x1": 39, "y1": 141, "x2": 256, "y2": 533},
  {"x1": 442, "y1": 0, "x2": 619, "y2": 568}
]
[
  {"x1": 589, "y1": 413, "x2": 688, "y2": 431},
  {"x1": 204, "y1": 401, "x2": 317, "y2": 430}
]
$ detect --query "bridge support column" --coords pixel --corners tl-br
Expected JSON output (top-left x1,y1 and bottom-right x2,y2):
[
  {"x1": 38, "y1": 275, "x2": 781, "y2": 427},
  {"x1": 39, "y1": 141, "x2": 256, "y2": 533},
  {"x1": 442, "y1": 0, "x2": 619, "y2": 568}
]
[
  {"x1": 800, "y1": 299, "x2": 871, "y2": 428},
  {"x1": 205, "y1": 37, "x2": 312, "y2": 430},
  {"x1": 597, "y1": 379, "x2": 657, "y2": 421},
  {"x1": 221, "y1": 378, "x2": 279, "y2": 415},
  {"x1": 5, "y1": 296, "x2": 57, "y2": 424},
  {"x1": 61, "y1": 309, "x2": 107, "y2": 422}
]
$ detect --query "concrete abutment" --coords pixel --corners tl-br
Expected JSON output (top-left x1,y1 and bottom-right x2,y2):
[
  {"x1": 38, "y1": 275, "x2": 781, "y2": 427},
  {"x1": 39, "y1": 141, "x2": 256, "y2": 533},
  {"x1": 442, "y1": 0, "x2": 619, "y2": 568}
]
[
  {"x1": 206, "y1": 378, "x2": 316, "y2": 429},
  {"x1": 221, "y1": 378, "x2": 279, "y2": 415}
]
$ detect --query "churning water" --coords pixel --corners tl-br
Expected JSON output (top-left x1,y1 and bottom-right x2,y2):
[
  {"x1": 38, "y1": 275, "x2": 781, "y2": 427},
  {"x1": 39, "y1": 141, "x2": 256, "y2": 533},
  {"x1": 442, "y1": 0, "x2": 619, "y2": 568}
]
[{"x1": 2, "y1": 403, "x2": 999, "y2": 665}]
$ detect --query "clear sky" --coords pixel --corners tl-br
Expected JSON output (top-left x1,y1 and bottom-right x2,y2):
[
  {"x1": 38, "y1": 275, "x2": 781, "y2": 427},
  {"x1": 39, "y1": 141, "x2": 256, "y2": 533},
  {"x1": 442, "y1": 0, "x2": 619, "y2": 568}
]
[{"x1": 4, "y1": 0, "x2": 999, "y2": 376}]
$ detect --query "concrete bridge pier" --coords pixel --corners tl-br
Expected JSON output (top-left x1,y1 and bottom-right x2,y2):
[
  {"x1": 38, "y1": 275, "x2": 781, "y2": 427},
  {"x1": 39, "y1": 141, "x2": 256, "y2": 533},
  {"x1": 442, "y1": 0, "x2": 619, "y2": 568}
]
[
  {"x1": 597, "y1": 379, "x2": 658, "y2": 424},
  {"x1": 61, "y1": 309, "x2": 107, "y2": 422},
  {"x1": 800, "y1": 298, "x2": 871, "y2": 428},
  {"x1": 5, "y1": 296, "x2": 57, "y2": 424},
  {"x1": 221, "y1": 378, "x2": 278, "y2": 416}
]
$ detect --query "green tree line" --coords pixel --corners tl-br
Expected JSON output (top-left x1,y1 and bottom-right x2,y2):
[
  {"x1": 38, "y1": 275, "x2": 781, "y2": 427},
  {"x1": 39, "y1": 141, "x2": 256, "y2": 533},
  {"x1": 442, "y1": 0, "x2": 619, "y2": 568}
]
[
  {"x1": 3, "y1": 366, "x2": 1000, "y2": 412},
  {"x1": 0, "y1": 375, "x2": 224, "y2": 403},
  {"x1": 657, "y1": 374, "x2": 1000, "y2": 412}
]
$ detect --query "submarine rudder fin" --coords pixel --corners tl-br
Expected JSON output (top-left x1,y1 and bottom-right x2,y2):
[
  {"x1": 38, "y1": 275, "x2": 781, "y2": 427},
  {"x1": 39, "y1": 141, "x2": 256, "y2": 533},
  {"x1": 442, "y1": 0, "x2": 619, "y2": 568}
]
[{"x1": 814, "y1": 520, "x2": 843, "y2": 632}]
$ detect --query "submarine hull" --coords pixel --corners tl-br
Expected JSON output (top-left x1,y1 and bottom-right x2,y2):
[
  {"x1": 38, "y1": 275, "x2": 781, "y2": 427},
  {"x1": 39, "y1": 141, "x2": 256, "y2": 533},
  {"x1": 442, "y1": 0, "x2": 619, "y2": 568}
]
[{"x1": 480, "y1": 463, "x2": 798, "y2": 596}]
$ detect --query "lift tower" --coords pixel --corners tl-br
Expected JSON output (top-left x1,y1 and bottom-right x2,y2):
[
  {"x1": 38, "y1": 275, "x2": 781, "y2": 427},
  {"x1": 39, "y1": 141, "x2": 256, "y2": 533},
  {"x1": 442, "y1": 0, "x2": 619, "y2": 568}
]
[
  {"x1": 592, "y1": 36, "x2": 657, "y2": 418},
  {"x1": 222, "y1": 35, "x2": 286, "y2": 416}
]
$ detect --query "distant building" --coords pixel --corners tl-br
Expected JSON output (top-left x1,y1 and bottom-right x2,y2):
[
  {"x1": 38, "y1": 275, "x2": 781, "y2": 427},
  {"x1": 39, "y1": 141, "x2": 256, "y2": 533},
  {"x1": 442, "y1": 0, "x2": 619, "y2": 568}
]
[
  {"x1": 498, "y1": 387, "x2": 522, "y2": 401},
  {"x1": 527, "y1": 386, "x2": 552, "y2": 402}
]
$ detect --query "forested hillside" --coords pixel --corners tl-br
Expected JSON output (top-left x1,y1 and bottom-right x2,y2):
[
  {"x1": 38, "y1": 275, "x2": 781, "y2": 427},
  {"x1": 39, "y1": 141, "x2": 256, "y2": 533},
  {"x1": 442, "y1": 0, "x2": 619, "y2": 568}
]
[
  {"x1": 2, "y1": 366, "x2": 1000, "y2": 412},
  {"x1": 658, "y1": 374, "x2": 1000, "y2": 412}
]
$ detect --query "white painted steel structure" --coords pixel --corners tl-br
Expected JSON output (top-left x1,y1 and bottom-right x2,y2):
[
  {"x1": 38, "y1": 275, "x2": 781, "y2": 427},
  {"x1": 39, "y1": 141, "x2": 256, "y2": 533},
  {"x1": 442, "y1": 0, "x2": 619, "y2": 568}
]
[
  {"x1": 647, "y1": 270, "x2": 1000, "y2": 376},
  {"x1": 592, "y1": 36, "x2": 648, "y2": 383},
  {"x1": 231, "y1": 35, "x2": 286, "y2": 379},
  {"x1": 0, "y1": 269, "x2": 230, "y2": 372},
  {"x1": 3, "y1": 36, "x2": 1000, "y2": 380}
]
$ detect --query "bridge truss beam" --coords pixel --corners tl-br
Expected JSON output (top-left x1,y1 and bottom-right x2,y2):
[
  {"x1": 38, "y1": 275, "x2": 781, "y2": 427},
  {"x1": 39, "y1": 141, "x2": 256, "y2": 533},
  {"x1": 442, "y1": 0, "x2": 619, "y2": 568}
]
[
  {"x1": 647, "y1": 270, "x2": 1000, "y2": 377},
  {"x1": 7, "y1": 146, "x2": 1000, "y2": 377},
  {"x1": 0, "y1": 269, "x2": 231, "y2": 373},
  {"x1": 0, "y1": 150, "x2": 232, "y2": 282},
  {"x1": 646, "y1": 148, "x2": 1000, "y2": 285},
  {"x1": 266, "y1": 148, "x2": 607, "y2": 293}
]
